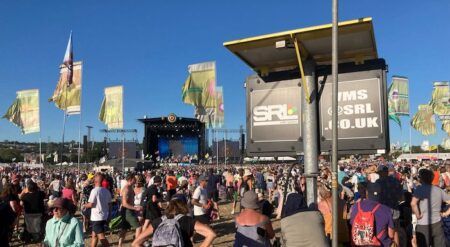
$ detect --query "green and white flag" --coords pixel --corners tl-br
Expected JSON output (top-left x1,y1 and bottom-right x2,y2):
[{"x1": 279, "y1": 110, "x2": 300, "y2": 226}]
[
  {"x1": 411, "y1": 104, "x2": 436, "y2": 136},
  {"x1": 3, "y1": 89, "x2": 40, "y2": 134},
  {"x1": 182, "y1": 61, "x2": 216, "y2": 108},
  {"x1": 99, "y1": 86, "x2": 123, "y2": 129},
  {"x1": 388, "y1": 76, "x2": 409, "y2": 128}
]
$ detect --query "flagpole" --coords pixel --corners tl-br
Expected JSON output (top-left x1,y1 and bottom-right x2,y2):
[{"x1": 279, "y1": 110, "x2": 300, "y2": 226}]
[
  {"x1": 122, "y1": 131, "x2": 125, "y2": 172},
  {"x1": 60, "y1": 110, "x2": 67, "y2": 173},
  {"x1": 77, "y1": 112, "x2": 82, "y2": 174}
]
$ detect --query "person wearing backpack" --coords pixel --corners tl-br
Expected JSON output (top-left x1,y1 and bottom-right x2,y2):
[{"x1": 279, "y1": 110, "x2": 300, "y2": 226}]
[
  {"x1": 350, "y1": 182, "x2": 394, "y2": 247},
  {"x1": 141, "y1": 175, "x2": 163, "y2": 231},
  {"x1": 132, "y1": 197, "x2": 216, "y2": 247}
]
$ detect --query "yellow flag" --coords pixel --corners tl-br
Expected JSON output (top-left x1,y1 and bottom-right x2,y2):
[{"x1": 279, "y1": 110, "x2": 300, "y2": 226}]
[
  {"x1": 182, "y1": 62, "x2": 216, "y2": 108},
  {"x1": 49, "y1": 61, "x2": 82, "y2": 115},
  {"x1": 3, "y1": 89, "x2": 40, "y2": 134},
  {"x1": 99, "y1": 86, "x2": 123, "y2": 129}
]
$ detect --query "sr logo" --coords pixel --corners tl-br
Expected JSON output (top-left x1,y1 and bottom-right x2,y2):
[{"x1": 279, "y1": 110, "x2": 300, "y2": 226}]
[{"x1": 253, "y1": 104, "x2": 298, "y2": 122}]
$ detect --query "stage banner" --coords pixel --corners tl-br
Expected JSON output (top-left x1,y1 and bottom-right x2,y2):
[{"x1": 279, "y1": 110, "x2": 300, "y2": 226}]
[
  {"x1": 3, "y1": 89, "x2": 40, "y2": 134},
  {"x1": 431, "y1": 81, "x2": 450, "y2": 120},
  {"x1": 182, "y1": 61, "x2": 216, "y2": 108},
  {"x1": 411, "y1": 104, "x2": 436, "y2": 136},
  {"x1": 49, "y1": 61, "x2": 82, "y2": 115},
  {"x1": 99, "y1": 86, "x2": 123, "y2": 129}
]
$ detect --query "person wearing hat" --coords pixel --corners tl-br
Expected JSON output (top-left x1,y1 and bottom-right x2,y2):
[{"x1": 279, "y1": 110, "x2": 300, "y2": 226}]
[
  {"x1": 43, "y1": 198, "x2": 84, "y2": 247},
  {"x1": 191, "y1": 175, "x2": 211, "y2": 224},
  {"x1": 350, "y1": 182, "x2": 394, "y2": 247},
  {"x1": 234, "y1": 190, "x2": 274, "y2": 247}
]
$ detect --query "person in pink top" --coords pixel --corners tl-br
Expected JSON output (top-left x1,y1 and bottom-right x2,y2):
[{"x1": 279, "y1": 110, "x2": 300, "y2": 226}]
[{"x1": 62, "y1": 179, "x2": 78, "y2": 205}]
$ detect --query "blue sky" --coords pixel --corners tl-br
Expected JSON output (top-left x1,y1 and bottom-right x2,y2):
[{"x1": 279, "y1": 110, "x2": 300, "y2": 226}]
[{"x1": 0, "y1": 0, "x2": 448, "y2": 146}]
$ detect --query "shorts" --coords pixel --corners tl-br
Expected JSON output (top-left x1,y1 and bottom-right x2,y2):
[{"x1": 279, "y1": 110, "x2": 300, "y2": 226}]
[
  {"x1": 91, "y1": 220, "x2": 107, "y2": 234},
  {"x1": 233, "y1": 191, "x2": 239, "y2": 202},
  {"x1": 194, "y1": 214, "x2": 210, "y2": 225},
  {"x1": 121, "y1": 209, "x2": 140, "y2": 230},
  {"x1": 208, "y1": 190, "x2": 219, "y2": 202}
]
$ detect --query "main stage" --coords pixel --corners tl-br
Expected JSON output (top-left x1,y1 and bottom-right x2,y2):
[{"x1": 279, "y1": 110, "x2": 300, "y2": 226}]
[{"x1": 139, "y1": 114, "x2": 206, "y2": 163}]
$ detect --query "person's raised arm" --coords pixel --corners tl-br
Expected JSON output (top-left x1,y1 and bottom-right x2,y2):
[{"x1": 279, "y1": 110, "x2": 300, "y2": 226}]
[{"x1": 194, "y1": 221, "x2": 217, "y2": 247}]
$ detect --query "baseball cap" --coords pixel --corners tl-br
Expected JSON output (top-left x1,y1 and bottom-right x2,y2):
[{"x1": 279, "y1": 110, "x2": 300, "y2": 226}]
[{"x1": 367, "y1": 182, "x2": 381, "y2": 201}]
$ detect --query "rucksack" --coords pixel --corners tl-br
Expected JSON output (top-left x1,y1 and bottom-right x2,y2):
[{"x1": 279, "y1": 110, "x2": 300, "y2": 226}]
[
  {"x1": 352, "y1": 202, "x2": 384, "y2": 246},
  {"x1": 152, "y1": 214, "x2": 184, "y2": 247}
]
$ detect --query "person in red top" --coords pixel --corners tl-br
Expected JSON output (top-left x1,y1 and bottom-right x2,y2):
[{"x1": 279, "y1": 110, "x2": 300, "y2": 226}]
[
  {"x1": 166, "y1": 170, "x2": 178, "y2": 199},
  {"x1": 432, "y1": 165, "x2": 441, "y2": 186}
]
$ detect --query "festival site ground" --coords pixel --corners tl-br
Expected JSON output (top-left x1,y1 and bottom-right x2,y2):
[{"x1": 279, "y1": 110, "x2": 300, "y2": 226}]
[{"x1": 2, "y1": 160, "x2": 450, "y2": 247}]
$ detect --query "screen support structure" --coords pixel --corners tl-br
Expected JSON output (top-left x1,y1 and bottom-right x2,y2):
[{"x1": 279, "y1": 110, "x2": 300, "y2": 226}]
[{"x1": 300, "y1": 60, "x2": 319, "y2": 208}]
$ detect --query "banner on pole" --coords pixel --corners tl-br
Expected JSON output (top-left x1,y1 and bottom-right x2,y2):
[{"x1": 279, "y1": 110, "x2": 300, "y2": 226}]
[
  {"x1": 49, "y1": 61, "x2": 82, "y2": 115},
  {"x1": 3, "y1": 89, "x2": 40, "y2": 134},
  {"x1": 431, "y1": 81, "x2": 450, "y2": 120},
  {"x1": 182, "y1": 61, "x2": 216, "y2": 108},
  {"x1": 99, "y1": 86, "x2": 123, "y2": 129},
  {"x1": 411, "y1": 104, "x2": 436, "y2": 136}
]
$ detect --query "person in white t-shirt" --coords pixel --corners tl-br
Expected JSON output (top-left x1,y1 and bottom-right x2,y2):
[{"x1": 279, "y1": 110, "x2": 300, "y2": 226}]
[
  {"x1": 192, "y1": 175, "x2": 211, "y2": 224},
  {"x1": 84, "y1": 173, "x2": 112, "y2": 247}
]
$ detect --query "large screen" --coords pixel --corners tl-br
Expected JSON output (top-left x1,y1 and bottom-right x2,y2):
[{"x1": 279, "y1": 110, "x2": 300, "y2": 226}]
[{"x1": 158, "y1": 136, "x2": 198, "y2": 158}]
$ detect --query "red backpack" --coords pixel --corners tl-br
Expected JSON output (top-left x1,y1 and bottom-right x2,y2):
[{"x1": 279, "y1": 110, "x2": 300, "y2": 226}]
[{"x1": 352, "y1": 201, "x2": 384, "y2": 246}]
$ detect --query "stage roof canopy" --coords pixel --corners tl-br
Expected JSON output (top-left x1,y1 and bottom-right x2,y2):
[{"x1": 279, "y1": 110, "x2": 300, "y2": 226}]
[{"x1": 224, "y1": 17, "x2": 377, "y2": 74}]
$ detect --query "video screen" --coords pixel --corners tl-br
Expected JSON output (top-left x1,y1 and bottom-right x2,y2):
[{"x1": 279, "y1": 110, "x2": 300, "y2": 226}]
[{"x1": 158, "y1": 136, "x2": 198, "y2": 158}]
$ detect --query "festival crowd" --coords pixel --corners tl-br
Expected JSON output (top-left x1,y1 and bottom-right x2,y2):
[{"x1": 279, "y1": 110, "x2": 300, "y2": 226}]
[{"x1": 0, "y1": 159, "x2": 450, "y2": 247}]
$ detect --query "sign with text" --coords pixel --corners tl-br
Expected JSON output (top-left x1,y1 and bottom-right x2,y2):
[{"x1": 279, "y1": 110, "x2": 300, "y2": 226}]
[
  {"x1": 246, "y1": 76, "x2": 302, "y2": 156},
  {"x1": 320, "y1": 78, "x2": 382, "y2": 139}
]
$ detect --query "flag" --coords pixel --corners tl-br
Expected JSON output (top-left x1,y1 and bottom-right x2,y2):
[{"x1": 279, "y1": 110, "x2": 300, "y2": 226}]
[
  {"x1": 63, "y1": 32, "x2": 74, "y2": 85},
  {"x1": 442, "y1": 119, "x2": 450, "y2": 136},
  {"x1": 443, "y1": 138, "x2": 450, "y2": 150},
  {"x1": 411, "y1": 105, "x2": 436, "y2": 136},
  {"x1": 195, "y1": 106, "x2": 215, "y2": 128},
  {"x1": 421, "y1": 140, "x2": 430, "y2": 151},
  {"x1": 99, "y1": 86, "x2": 123, "y2": 129},
  {"x1": 3, "y1": 89, "x2": 40, "y2": 134},
  {"x1": 182, "y1": 61, "x2": 216, "y2": 108},
  {"x1": 388, "y1": 77, "x2": 409, "y2": 115},
  {"x1": 431, "y1": 81, "x2": 450, "y2": 120},
  {"x1": 402, "y1": 143, "x2": 410, "y2": 152},
  {"x1": 212, "y1": 86, "x2": 224, "y2": 128},
  {"x1": 49, "y1": 61, "x2": 82, "y2": 115}
]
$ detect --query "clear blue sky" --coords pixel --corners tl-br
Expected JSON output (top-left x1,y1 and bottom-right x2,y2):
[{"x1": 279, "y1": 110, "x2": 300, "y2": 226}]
[{"x1": 0, "y1": 0, "x2": 448, "y2": 146}]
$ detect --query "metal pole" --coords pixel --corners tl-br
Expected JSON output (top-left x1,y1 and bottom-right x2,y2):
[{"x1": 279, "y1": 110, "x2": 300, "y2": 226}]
[
  {"x1": 39, "y1": 136, "x2": 42, "y2": 165},
  {"x1": 122, "y1": 131, "x2": 125, "y2": 172},
  {"x1": 331, "y1": 0, "x2": 339, "y2": 245},
  {"x1": 77, "y1": 113, "x2": 82, "y2": 174},
  {"x1": 302, "y1": 60, "x2": 318, "y2": 209},
  {"x1": 216, "y1": 130, "x2": 219, "y2": 166},
  {"x1": 60, "y1": 111, "x2": 67, "y2": 173},
  {"x1": 224, "y1": 130, "x2": 227, "y2": 166}
]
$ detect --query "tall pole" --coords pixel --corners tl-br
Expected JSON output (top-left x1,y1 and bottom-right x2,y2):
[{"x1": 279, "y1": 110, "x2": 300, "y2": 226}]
[
  {"x1": 60, "y1": 111, "x2": 67, "y2": 173},
  {"x1": 224, "y1": 130, "x2": 227, "y2": 166},
  {"x1": 216, "y1": 130, "x2": 219, "y2": 166},
  {"x1": 122, "y1": 131, "x2": 125, "y2": 172},
  {"x1": 331, "y1": 0, "x2": 340, "y2": 245},
  {"x1": 77, "y1": 114, "x2": 82, "y2": 174},
  {"x1": 302, "y1": 60, "x2": 318, "y2": 208}
]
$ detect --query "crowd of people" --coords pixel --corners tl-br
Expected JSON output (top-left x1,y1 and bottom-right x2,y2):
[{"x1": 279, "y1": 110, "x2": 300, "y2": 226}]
[{"x1": 0, "y1": 159, "x2": 449, "y2": 246}]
